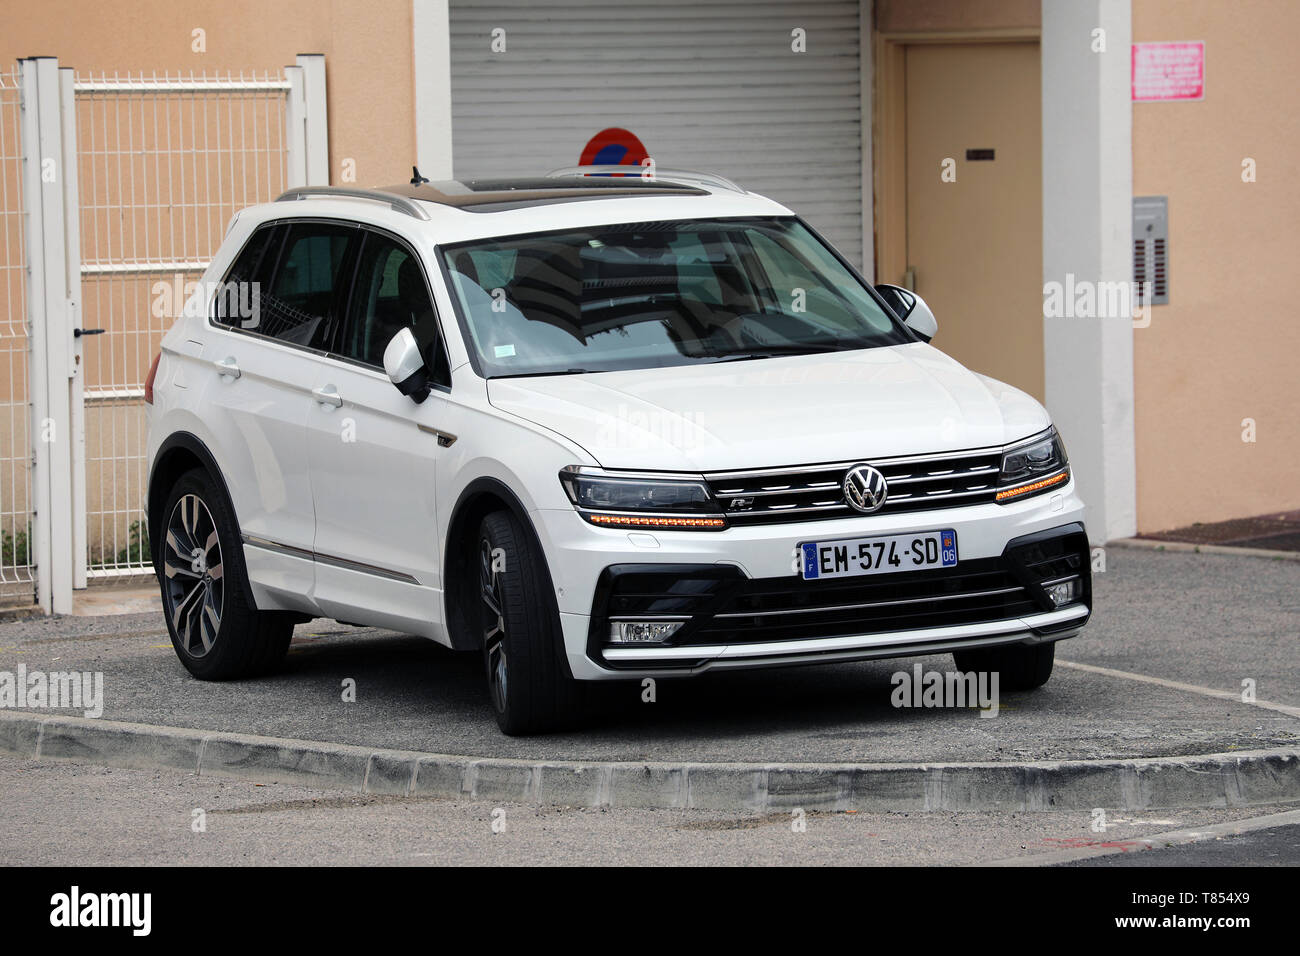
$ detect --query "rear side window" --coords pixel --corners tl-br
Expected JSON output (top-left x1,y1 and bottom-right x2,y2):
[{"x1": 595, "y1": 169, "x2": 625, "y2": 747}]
[
  {"x1": 213, "y1": 224, "x2": 280, "y2": 330},
  {"x1": 258, "y1": 223, "x2": 357, "y2": 349}
]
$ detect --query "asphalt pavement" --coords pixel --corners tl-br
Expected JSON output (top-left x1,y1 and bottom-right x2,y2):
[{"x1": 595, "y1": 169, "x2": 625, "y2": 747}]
[{"x1": 0, "y1": 546, "x2": 1295, "y2": 765}]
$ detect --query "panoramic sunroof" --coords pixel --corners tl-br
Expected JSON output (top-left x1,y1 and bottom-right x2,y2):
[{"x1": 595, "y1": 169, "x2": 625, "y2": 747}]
[{"x1": 378, "y1": 177, "x2": 707, "y2": 210}]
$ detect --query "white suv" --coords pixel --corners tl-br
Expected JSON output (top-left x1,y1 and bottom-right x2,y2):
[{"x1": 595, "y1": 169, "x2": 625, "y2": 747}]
[{"x1": 145, "y1": 169, "x2": 1091, "y2": 734}]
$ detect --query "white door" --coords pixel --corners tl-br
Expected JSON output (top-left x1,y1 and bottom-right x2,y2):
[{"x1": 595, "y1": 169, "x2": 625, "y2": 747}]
[
  {"x1": 306, "y1": 229, "x2": 453, "y2": 639},
  {"x1": 201, "y1": 221, "x2": 360, "y2": 611},
  {"x1": 200, "y1": 223, "x2": 334, "y2": 553}
]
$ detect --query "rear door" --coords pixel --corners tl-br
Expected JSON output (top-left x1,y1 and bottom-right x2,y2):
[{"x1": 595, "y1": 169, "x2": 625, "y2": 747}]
[
  {"x1": 305, "y1": 227, "x2": 455, "y2": 638},
  {"x1": 202, "y1": 220, "x2": 359, "y2": 606}
]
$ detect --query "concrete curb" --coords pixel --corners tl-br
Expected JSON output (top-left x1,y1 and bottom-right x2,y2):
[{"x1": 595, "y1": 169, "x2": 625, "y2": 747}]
[
  {"x1": 2, "y1": 710, "x2": 1298, "y2": 812},
  {"x1": 1109, "y1": 537, "x2": 1300, "y2": 562},
  {"x1": 0, "y1": 603, "x2": 42, "y2": 623}
]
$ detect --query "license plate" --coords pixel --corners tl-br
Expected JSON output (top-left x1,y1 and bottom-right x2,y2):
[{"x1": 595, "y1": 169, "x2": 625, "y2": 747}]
[{"x1": 799, "y1": 529, "x2": 958, "y2": 581}]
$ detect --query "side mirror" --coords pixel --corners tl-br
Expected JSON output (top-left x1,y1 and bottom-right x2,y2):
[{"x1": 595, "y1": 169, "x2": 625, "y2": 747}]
[
  {"x1": 876, "y1": 283, "x2": 938, "y2": 343},
  {"x1": 383, "y1": 327, "x2": 430, "y2": 403}
]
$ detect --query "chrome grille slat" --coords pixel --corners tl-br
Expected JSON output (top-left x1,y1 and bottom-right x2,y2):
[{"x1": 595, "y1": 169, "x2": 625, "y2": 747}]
[
  {"x1": 700, "y1": 444, "x2": 1004, "y2": 481},
  {"x1": 882, "y1": 487, "x2": 994, "y2": 504},
  {"x1": 723, "y1": 482, "x2": 842, "y2": 499},
  {"x1": 885, "y1": 466, "x2": 998, "y2": 486},
  {"x1": 709, "y1": 447, "x2": 1004, "y2": 524},
  {"x1": 741, "y1": 502, "x2": 850, "y2": 516}
]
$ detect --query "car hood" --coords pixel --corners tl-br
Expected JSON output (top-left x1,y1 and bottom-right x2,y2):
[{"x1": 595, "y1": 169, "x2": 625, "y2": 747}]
[{"x1": 486, "y1": 343, "x2": 1050, "y2": 472}]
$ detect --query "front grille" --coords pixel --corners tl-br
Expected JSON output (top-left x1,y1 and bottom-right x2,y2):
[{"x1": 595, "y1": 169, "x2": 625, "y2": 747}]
[
  {"x1": 682, "y1": 559, "x2": 1039, "y2": 646},
  {"x1": 705, "y1": 447, "x2": 1003, "y2": 525}
]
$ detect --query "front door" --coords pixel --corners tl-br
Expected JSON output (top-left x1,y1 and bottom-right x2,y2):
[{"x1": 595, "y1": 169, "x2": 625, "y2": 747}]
[{"x1": 306, "y1": 228, "x2": 453, "y2": 639}]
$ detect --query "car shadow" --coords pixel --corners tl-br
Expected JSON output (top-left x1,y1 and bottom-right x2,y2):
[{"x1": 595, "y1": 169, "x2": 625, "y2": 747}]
[{"x1": 274, "y1": 625, "x2": 1009, "y2": 746}]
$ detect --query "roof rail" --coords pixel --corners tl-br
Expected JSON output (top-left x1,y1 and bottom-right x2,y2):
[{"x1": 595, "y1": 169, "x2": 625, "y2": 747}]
[
  {"x1": 545, "y1": 165, "x2": 744, "y2": 194},
  {"x1": 275, "y1": 186, "x2": 431, "y2": 220}
]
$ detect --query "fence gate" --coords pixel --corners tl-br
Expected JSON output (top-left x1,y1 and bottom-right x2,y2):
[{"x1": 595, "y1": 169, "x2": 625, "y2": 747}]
[
  {"x1": 11, "y1": 54, "x2": 327, "y2": 612},
  {"x1": 0, "y1": 70, "x2": 33, "y2": 602}
]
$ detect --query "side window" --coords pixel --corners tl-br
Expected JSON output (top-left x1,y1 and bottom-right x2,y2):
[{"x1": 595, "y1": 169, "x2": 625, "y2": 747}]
[
  {"x1": 341, "y1": 232, "x2": 450, "y2": 384},
  {"x1": 256, "y1": 223, "x2": 356, "y2": 349},
  {"x1": 213, "y1": 224, "x2": 280, "y2": 329}
]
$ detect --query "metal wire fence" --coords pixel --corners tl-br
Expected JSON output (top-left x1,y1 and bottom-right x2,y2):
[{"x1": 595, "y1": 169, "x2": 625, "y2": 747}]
[
  {"x1": 74, "y1": 71, "x2": 290, "y2": 575},
  {"x1": 0, "y1": 69, "x2": 33, "y2": 601}
]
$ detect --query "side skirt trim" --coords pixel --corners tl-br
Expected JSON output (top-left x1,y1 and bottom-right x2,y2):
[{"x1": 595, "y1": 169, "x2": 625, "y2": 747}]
[{"x1": 242, "y1": 534, "x2": 421, "y2": 585}]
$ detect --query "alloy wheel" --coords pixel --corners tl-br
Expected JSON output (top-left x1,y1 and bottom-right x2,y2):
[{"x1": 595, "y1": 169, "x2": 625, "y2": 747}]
[
  {"x1": 162, "y1": 494, "x2": 224, "y2": 658},
  {"x1": 480, "y1": 537, "x2": 508, "y2": 712}
]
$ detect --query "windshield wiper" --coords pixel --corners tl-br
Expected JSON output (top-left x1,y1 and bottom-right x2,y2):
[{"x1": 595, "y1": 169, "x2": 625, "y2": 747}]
[
  {"x1": 488, "y1": 368, "x2": 592, "y2": 379},
  {"x1": 707, "y1": 344, "x2": 846, "y2": 363}
]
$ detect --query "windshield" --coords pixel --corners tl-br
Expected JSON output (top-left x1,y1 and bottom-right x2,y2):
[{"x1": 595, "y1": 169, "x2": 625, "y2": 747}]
[{"x1": 439, "y1": 216, "x2": 912, "y2": 378}]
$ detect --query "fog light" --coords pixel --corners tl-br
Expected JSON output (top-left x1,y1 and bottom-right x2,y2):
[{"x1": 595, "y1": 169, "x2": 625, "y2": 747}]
[
  {"x1": 608, "y1": 621, "x2": 684, "y2": 644},
  {"x1": 1042, "y1": 577, "x2": 1080, "y2": 607}
]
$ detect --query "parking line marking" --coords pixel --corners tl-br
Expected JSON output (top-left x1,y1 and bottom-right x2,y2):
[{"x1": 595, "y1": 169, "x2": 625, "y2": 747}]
[
  {"x1": 1058, "y1": 659, "x2": 1300, "y2": 719},
  {"x1": 983, "y1": 807, "x2": 1300, "y2": 867}
]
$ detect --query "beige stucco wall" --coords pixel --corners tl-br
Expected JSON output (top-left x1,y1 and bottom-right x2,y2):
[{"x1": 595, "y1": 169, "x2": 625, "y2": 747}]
[
  {"x1": 1132, "y1": 0, "x2": 1300, "y2": 531},
  {"x1": 0, "y1": 0, "x2": 418, "y2": 189}
]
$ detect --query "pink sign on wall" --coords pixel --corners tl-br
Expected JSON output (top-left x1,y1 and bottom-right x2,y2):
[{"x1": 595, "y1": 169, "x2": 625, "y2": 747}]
[{"x1": 1132, "y1": 41, "x2": 1205, "y2": 101}]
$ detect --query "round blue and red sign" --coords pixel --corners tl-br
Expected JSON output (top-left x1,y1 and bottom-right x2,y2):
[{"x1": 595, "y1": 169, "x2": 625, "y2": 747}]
[{"x1": 579, "y1": 128, "x2": 648, "y2": 168}]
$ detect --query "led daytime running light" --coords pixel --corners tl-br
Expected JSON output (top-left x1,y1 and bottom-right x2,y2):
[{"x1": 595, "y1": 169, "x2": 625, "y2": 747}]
[
  {"x1": 587, "y1": 514, "x2": 727, "y2": 529},
  {"x1": 995, "y1": 470, "x2": 1069, "y2": 502}
]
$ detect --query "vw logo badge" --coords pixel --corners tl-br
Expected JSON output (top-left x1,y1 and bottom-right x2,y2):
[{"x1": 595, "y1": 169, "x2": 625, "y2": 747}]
[{"x1": 843, "y1": 464, "x2": 888, "y2": 514}]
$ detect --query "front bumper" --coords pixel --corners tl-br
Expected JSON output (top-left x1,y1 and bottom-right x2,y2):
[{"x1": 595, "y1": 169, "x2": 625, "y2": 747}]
[{"x1": 535, "y1": 482, "x2": 1090, "y2": 680}]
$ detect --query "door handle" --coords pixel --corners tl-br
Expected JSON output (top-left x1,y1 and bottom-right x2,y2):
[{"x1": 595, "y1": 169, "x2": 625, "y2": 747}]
[
  {"x1": 312, "y1": 385, "x2": 343, "y2": 408},
  {"x1": 213, "y1": 356, "x2": 241, "y2": 379}
]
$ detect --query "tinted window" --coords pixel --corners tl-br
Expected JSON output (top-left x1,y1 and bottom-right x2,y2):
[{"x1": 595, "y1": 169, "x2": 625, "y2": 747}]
[
  {"x1": 213, "y1": 224, "x2": 281, "y2": 330},
  {"x1": 746, "y1": 229, "x2": 863, "y2": 334},
  {"x1": 440, "y1": 217, "x2": 908, "y2": 378},
  {"x1": 257, "y1": 223, "x2": 356, "y2": 349},
  {"x1": 341, "y1": 232, "x2": 449, "y2": 383}
]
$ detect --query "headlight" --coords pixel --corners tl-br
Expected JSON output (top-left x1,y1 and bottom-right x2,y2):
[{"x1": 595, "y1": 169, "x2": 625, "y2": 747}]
[
  {"x1": 560, "y1": 468, "x2": 727, "y2": 530},
  {"x1": 995, "y1": 428, "x2": 1070, "y2": 503}
]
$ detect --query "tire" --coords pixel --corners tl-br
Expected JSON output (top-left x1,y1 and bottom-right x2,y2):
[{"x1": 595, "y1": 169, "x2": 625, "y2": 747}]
[
  {"x1": 157, "y1": 468, "x2": 293, "y2": 680},
  {"x1": 477, "y1": 509, "x2": 581, "y2": 735},
  {"x1": 952, "y1": 641, "x2": 1056, "y2": 691}
]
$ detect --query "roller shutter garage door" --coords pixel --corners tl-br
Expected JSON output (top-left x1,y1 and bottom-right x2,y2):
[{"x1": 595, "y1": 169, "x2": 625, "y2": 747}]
[{"x1": 449, "y1": 0, "x2": 865, "y2": 267}]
